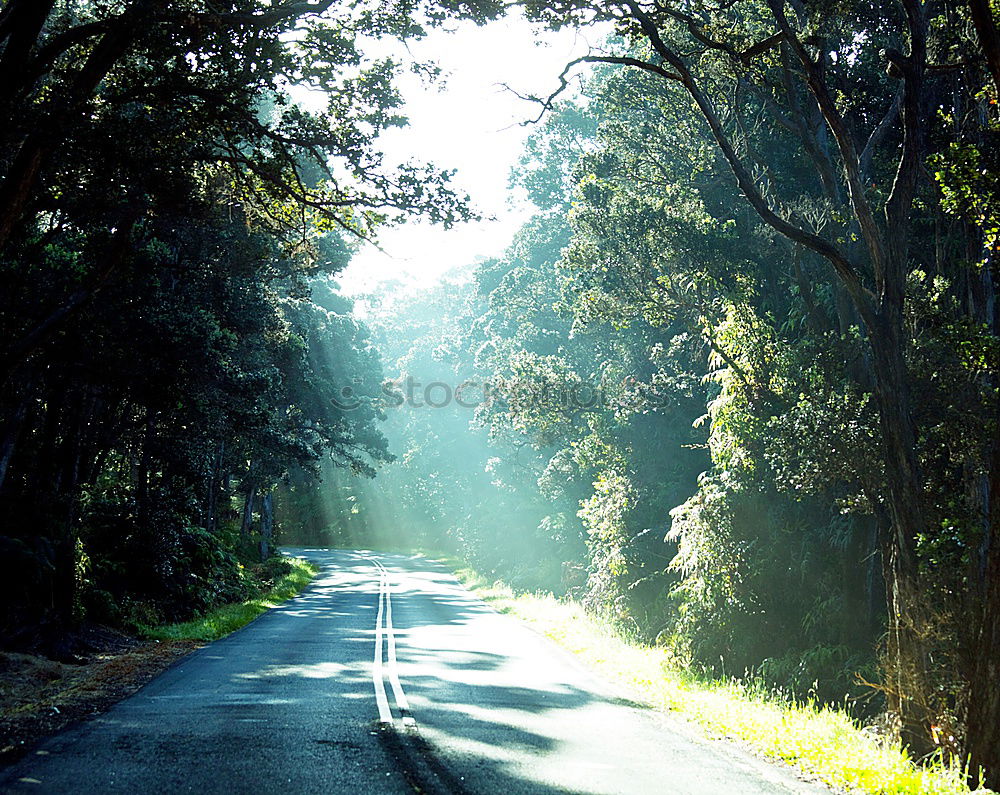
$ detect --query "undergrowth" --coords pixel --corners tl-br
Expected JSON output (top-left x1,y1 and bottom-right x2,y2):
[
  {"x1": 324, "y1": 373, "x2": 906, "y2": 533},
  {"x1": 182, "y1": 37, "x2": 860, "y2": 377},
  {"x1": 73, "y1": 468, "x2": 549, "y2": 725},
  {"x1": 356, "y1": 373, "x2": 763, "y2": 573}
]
[
  {"x1": 141, "y1": 557, "x2": 318, "y2": 643},
  {"x1": 446, "y1": 561, "x2": 991, "y2": 795}
]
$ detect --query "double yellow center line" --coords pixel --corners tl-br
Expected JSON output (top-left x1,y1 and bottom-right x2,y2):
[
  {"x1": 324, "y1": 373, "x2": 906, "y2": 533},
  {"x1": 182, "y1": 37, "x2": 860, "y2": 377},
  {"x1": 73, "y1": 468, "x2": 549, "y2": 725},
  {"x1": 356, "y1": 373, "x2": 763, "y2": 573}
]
[{"x1": 370, "y1": 557, "x2": 414, "y2": 728}]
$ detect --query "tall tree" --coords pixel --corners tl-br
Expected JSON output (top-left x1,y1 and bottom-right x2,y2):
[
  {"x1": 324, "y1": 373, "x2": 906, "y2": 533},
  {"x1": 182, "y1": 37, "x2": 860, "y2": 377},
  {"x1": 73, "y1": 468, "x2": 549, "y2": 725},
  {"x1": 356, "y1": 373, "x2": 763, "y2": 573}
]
[{"x1": 523, "y1": 0, "x2": 998, "y2": 774}]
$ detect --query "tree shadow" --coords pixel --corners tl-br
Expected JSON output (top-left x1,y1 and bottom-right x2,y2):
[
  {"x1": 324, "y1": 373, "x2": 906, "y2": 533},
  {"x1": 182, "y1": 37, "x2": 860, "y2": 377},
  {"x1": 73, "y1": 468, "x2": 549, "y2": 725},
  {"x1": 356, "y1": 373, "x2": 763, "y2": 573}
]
[{"x1": 0, "y1": 549, "x2": 594, "y2": 794}]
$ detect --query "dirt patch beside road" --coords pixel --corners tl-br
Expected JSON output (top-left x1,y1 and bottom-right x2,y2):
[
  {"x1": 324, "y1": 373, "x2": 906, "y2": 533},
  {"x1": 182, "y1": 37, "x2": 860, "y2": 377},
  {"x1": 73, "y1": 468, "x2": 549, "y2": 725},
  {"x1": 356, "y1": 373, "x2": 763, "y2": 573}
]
[{"x1": 0, "y1": 629, "x2": 198, "y2": 767}]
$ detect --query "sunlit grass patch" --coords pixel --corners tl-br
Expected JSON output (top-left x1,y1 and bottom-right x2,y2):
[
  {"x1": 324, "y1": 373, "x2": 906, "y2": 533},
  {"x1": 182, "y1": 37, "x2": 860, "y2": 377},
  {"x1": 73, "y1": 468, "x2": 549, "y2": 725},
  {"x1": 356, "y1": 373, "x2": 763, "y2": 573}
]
[
  {"x1": 447, "y1": 564, "x2": 988, "y2": 795},
  {"x1": 142, "y1": 558, "x2": 319, "y2": 643}
]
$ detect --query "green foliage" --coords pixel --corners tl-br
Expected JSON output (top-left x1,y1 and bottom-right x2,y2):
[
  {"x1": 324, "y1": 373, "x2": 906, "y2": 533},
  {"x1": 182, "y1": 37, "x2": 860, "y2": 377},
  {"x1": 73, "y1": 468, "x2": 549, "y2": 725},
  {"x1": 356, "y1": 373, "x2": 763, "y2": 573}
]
[
  {"x1": 141, "y1": 557, "x2": 318, "y2": 642},
  {"x1": 932, "y1": 138, "x2": 1000, "y2": 256},
  {"x1": 3, "y1": 0, "x2": 1000, "y2": 783},
  {"x1": 0, "y1": 0, "x2": 479, "y2": 647},
  {"x1": 347, "y1": 14, "x2": 998, "y2": 779}
]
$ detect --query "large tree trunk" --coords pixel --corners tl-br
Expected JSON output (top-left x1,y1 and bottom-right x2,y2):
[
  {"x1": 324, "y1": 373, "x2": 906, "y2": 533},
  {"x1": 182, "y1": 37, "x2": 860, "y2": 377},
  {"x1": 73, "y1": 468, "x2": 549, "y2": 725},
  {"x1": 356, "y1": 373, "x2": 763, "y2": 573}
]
[
  {"x1": 50, "y1": 397, "x2": 85, "y2": 639},
  {"x1": 965, "y1": 253, "x2": 1000, "y2": 788},
  {"x1": 205, "y1": 441, "x2": 224, "y2": 535},
  {"x1": 868, "y1": 312, "x2": 933, "y2": 757},
  {"x1": 970, "y1": 0, "x2": 1000, "y2": 99},
  {"x1": 0, "y1": 0, "x2": 56, "y2": 112},
  {"x1": 134, "y1": 411, "x2": 155, "y2": 528},
  {"x1": 0, "y1": 384, "x2": 32, "y2": 493},
  {"x1": 35, "y1": 383, "x2": 90, "y2": 644},
  {"x1": 240, "y1": 485, "x2": 256, "y2": 539},
  {"x1": 259, "y1": 491, "x2": 273, "y2": 562},
  {"x1": 965, "y1": 443, "x2": 1000, "y2": 788}
]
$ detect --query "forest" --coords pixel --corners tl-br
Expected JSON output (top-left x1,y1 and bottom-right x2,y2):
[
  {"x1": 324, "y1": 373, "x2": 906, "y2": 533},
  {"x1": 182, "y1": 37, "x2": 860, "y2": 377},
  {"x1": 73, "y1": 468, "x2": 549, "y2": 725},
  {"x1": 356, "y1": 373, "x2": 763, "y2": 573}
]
[{"x1": 1, "y1": 0, "x2": 999, "y2": 789}]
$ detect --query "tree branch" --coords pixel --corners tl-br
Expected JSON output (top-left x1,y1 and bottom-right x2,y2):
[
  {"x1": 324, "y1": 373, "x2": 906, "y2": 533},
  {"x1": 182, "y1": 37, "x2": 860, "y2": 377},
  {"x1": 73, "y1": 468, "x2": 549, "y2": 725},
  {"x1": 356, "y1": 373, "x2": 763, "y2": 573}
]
[
  {"x1": 618, "y1": 0, "x2": 876, "y2": 322},
  {"x1": 859, "y1": 85, "x2": 904, "y2": 182},
  {"x1": 766, "y1": 0, "x2": 887, "y2": 287},
  {"x1": 189, "y1": 1, "x2": 336, "y2": 31},
  {"x1": 882, "y1": 0, "x2": 928, "y2": 312},
  {"x1": 521, "y1": 53, "x2": 682, "y2": 123},
  {"x1": 969, "y1": 0, "x2": 1000, "y2": 98},
  {"x1": 655, "y1": 4, "x2": 784, "y2": 64}
]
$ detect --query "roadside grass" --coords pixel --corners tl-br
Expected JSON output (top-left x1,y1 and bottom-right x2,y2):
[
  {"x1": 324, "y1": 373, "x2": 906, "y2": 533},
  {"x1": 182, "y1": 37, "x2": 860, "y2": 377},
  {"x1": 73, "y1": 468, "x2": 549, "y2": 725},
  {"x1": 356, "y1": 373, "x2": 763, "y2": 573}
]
[
  {"x1": 444, "y1": 561, "x2": 988, "y2": 795},
  {"x1": 141, "y1": 557, "x2": 319, "y2": 643}
]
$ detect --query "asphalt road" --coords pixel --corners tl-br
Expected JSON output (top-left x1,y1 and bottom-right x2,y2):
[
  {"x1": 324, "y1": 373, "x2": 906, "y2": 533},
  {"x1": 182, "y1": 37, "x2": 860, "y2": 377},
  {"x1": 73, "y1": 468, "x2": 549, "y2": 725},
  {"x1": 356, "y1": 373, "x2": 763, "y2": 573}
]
[{"x1": 1, "y1": 549, "x2": 830, "y2": 794}]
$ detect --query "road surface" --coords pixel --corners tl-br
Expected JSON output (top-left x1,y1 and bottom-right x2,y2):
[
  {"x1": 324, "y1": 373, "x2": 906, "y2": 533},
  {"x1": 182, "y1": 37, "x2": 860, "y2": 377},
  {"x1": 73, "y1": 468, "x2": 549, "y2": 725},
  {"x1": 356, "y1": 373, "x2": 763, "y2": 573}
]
[{"x1": 1, "y1": 549, "x2": 829, "y2": 793}]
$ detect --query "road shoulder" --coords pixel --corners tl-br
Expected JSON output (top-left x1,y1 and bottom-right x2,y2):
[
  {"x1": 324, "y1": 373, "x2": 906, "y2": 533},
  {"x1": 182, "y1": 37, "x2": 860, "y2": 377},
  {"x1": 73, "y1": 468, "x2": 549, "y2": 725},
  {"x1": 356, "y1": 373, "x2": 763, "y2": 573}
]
[{"x1": 0, "y1": 633, "x2": 198, "y2": 768}]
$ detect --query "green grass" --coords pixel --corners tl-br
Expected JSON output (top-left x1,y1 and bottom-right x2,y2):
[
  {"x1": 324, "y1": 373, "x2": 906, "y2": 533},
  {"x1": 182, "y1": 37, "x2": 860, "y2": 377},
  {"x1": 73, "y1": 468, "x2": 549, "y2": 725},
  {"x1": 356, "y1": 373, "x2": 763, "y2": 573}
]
[
  {"x1": 141, "y1": 557, "x2": 319, "y2": 643},
  {"x1": 445, "y1": 561, "x2": 990, "y2": 795}
]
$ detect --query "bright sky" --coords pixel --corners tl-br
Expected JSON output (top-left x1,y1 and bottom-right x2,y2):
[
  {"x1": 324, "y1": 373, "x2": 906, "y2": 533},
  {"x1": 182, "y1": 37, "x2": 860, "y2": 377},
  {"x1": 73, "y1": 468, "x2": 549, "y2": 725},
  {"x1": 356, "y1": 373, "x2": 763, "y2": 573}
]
[{"x1": 336, "y1": 14, "x2": 598, "y2": 296}]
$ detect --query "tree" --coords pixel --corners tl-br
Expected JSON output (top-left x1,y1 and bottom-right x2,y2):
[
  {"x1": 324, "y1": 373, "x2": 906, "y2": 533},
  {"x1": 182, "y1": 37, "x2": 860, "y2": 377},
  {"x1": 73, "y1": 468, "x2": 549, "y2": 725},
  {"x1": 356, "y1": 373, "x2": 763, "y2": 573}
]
[
  {"x1": 522, "y1": 0, "x2": 1000, "y2": 763},
  {"x1": 0, "y1": 0, "x2": 477, "y2": 381},
  {"x1": 0, "y1": 0, "x2": 484, "y2": 647}
]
